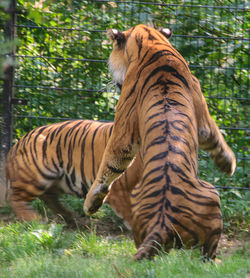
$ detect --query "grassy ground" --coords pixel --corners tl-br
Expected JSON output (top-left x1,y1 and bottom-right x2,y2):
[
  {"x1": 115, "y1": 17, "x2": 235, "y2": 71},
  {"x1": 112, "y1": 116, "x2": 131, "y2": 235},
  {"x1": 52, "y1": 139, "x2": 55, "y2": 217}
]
[{"x1": 0, "y1": 196, "x2": 249, "y2": 278}]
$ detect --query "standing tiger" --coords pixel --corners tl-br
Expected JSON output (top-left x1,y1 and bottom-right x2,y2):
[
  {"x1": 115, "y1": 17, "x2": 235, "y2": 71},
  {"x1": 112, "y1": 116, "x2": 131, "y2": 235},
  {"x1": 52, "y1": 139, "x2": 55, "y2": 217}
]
[
  {"x1": 84, "y1": 24, "x2": 236, "y2": 260},
  {"x1": 5, "y1": 119, "x2": 142, "y2": 225}
]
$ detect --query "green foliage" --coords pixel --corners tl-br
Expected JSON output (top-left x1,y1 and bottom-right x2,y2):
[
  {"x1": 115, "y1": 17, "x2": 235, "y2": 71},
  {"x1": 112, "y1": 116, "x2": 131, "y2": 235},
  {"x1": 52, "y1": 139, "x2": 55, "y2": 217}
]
[{"x1": 221, "y1": 190, "x2": 249, "y2": 235}]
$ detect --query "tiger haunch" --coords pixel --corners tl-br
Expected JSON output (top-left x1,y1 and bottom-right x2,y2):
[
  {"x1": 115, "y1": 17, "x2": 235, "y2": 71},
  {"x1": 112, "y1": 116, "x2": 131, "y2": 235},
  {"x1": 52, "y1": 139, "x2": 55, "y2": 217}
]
[{"x1": 84, "y1": 24, "x2": 236, "y2": 260}]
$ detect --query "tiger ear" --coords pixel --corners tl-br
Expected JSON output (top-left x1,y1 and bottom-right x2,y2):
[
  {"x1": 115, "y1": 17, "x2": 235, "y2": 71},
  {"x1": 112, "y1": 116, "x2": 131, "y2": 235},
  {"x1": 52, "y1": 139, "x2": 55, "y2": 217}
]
[
  {"x1": 159, "y1": 28, "x2": 172, "y2": 39},
  {"x1": 107, "y1": 29, "x2": 126, "y2": 46}
]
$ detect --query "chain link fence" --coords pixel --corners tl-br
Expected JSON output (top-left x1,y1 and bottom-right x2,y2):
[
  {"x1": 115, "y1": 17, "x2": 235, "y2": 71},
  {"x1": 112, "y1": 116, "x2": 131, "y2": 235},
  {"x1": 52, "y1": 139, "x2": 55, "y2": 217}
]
[{"x1": 1, "y1": 1, "x2": 249, "y2": 198}]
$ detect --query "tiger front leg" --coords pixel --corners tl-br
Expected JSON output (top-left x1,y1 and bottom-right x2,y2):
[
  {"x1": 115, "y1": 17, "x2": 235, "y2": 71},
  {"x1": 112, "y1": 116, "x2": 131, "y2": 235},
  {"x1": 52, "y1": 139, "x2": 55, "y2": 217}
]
[
  {"x1": 198, "y1": 117, "x2": 236, "y2": 176},
  {"x1": 83, "y1": 174, "x2": 111, "y2": 216},
  {"x1": 192, "y1": 75, "x2": 236, "y2": 175},
  {"x1": 84, "y1": 137, "x2": 137, "y2": 215}
]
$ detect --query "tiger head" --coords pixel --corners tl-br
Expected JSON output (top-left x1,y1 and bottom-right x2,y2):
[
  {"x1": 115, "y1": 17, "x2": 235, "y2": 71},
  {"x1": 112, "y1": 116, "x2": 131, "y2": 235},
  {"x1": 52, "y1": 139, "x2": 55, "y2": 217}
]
[{"x1": 107, "y1": 25, "x2": 172, "y2": 88}]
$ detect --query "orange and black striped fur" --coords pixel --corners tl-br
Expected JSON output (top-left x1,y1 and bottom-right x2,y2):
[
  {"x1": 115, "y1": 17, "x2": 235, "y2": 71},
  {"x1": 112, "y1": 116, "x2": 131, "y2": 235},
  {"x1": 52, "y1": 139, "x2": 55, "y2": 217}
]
[
  {"x1": 84, "y1": 25, "x2": 236, "y2": 260},
  {"x1": 5, "y1": 119, "x2": 142, "y2": 225}
]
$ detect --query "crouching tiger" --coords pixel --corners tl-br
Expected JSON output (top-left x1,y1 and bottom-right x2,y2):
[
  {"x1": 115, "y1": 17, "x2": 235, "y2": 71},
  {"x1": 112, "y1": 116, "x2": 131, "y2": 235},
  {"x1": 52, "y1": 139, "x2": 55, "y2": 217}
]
[
  {"x1": 5, "y1": 120, "x2": 143, "y2": 225},
  {"x1": 84, "y1": 24, "x2": 236, "y2": 260}
]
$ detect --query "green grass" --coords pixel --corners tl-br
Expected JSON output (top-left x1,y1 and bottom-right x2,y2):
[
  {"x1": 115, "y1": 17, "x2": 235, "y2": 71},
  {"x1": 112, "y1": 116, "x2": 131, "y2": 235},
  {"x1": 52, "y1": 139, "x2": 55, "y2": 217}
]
[
  {"x1": 0, "y1": 193, "x2": 249, "y2": 278},
  {"x1": 0, "y1": 219, "x2": 249, "y2": 278}
]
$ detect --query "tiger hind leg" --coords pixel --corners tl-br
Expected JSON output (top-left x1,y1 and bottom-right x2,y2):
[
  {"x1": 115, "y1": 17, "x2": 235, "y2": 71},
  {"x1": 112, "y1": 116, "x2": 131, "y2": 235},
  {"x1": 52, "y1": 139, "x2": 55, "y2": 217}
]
[
  {"x1": 133, "y1": 232, "x2": 166, "y2": 260},
  {"x1": 134, "y1": 243, "x2": 161, "y2": 260},
  {"x1": 202, "y1": 229, "x2": 221, "y2": 261},
  {"x1": 39, "y1": 187, "x2": 78, "y2": 226},
  {"x1": 9, "y1": 187, "x2": 42, "y2": 221}
]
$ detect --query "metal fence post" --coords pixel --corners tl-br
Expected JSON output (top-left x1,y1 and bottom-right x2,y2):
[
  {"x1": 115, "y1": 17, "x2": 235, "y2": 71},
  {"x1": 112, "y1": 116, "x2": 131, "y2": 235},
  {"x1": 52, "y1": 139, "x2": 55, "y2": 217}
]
[{"x1": 0, "y1": 0, "x2": 16, "y2": 206}]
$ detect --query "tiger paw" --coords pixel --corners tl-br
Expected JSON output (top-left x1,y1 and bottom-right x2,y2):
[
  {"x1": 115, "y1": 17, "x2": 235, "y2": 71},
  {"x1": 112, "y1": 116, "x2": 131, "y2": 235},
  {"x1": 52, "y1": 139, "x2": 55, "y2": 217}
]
[
  {"x1": 83, "y1": 184, "x2": 108, "y2": 215},
  {"x1": 84, "y1": 195, "x2": 104, "y2": 215},
  {"x1": 214, "y1": 148, "x2": 236, "y2": 176}
]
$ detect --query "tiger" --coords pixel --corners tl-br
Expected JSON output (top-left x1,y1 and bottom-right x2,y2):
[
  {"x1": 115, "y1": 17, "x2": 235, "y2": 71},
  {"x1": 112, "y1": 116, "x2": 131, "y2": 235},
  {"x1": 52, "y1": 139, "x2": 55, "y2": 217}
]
[
  {"x1": 5, "y1": 119, "x2": 142, "y2": 226},
  {"x1": 83, "y1": 24, "x2": 236, "y2": 260}
]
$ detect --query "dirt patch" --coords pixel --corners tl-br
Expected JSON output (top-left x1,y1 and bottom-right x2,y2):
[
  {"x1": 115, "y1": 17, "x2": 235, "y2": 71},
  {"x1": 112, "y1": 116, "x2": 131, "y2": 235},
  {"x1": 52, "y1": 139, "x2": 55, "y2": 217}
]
[
  {"x1": 218, "y1": 233, "x2": 249, "y2": 256},
  {"x1": 0, "y1": 207, "x2": 131, "y2": 237}
]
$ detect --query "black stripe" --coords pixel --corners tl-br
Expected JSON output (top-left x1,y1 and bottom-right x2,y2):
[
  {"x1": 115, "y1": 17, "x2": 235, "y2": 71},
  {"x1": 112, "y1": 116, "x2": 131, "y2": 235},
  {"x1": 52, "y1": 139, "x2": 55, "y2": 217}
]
[
  {"x1": 33, "y1": 126, "x2": 47, "y2": 160},
  {"x1": 143, "y1": 188, "x2": 163, "y2": 199},
  {"x1": 138, "y1": 48, "x2": 150, "y2": 67},
  {"x1": 143, "y1": 26, "x2": 157, "y2": 41},
  {"x1": 170, "y1": 119, "x2": 191, "y2": 133},
  {"x1": 141, "y1": 76, "x2": 166, "y2": 108},
  {"x1": 140, "y1": 65, "x2": 190, "y2": 102},
  {"x1": 166, "y1": 161, "x2": 189, "y2": 178},
  {"x1": 51, "y1": 158, "x2": 60, "y2": 172},
  {"x1": 66, "y1": 138, "x2": 73, "y2": 173},
  {"x1": 72, "y1": 124, "x2": 82, "y2": 148},
  {"x1": 56, "y1": 135, "x2": 63, "y2": 167},
  {"x1": 26, "y1": 127, "x2": 41, "y2": 145},
  {"x1": 146, "y1": 112, "x2": 164, "y2": 123},
  {"x1": 42, "y1": 138, "x2": 48, "y2": 163},
  {"x1": 145, "y1": 120, "x2": 165, "y2": 138},
  {"x1": 54, "y1": 121, "x2": 73, "y2": 137},
  {"x1": 109, "y1": 125, "x2": 113, "y2": 137},
  {"x1": 166, "y1": 98, "x2": 185, "y2": 107},
  {"x1": 107, "y1": 164, "x2": 125, "y2": 174},
  {"x1": 132, "y1": 199, "x2": 160, "y2": 210},
  {"x1": 81, "y1": 182, "x2": 88, "y2": 197},
  {"x1": 172, "y1": 72, "x2": 190, "y2": 89},
  {"x1": 171, "y1": 186, "x2": 220, "y2": 207},
  {"x1": 80, "y1": 129, "x2": 91, "y2": 187},
  {"x1": 170, "y1": 205, "x2": 192, "y2": 217},
  {"x1": 175, "y1": 112, "x2": 195, "y2": 130},
  {"x1": 166, "y1": 214, "x2": 198, "y2": 245},
  {"x1": 29, "y1": 143, "x2": 56, "y2": 180},
  {"x1": 137, "y1": 50, "x2": 173, "y2": 78},
  {"x1": 136, "y1": 34, "x2": 143, "y2": 58},
  {"x1": 179, "y1": 205, "x2": 222, "y2": 219},
  {"x1": 186, "y1": 190, "x2": 214, "y2": 200},
  {"x1": 71, "y1": 168, "x2": 76, "y2": 185},
  {"x1": 143, "y1": 175, "x2": 164, "y2": 188},
  {"x1": 91, "y1": 124, "x2": 103, "y2": 179},
  {"x1": 168, "y1": 143, "x2": 191, "y2": 166},
  {"x1": 177, "y1": 175, "x2": 202, "y2": 191},
  {"x1": 65, "y1": 175, "x2": 81, "y2": 197},
  {"x1": 146, "y1": 151, "x2": 169, "y2": 165},
  {"x1": 77, "y1": 122, "x2": 92, "y2": 146},
  {"x1": 63, "y1": 127, "x2": 73, "y2": 148},
  {"x1": 49, "y1": 128, "x2": 57, "y2": 144},
  {"x1": 145, "y1": 99, "x2": 164, "y2": 115},
  {"x1": 145, "y1": 136, "x2": 166, "y2": 152},
  {"x1": 172, "y1": 91, "x2": 189, "y2": 102}
]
